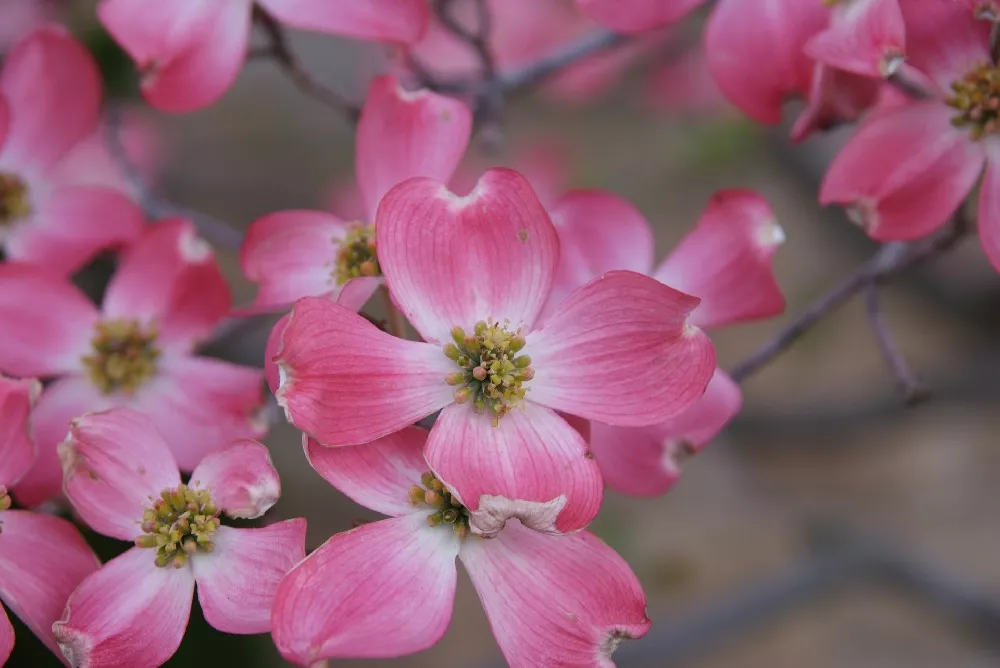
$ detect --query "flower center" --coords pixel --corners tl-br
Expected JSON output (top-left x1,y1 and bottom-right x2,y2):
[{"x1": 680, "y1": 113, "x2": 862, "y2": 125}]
[
  {"x1": 442, "y1": 320, "x2": 535, "y2": 426},
  {"x1": 409, "y1": 472, "x2": 470, "y2": 540},
  {"x1": 947, "y1": 63, "x2": 1000, "y2": 139},
  {"x1": 333, "y1": 223, "x2": 380, "y2": 285},
  {"x1": 135, "y1": 484, "x2": 220, "y2": 568},
  {"x1": 0, "y1": 171, "x2": 31, "y2": 227},
  {"x1": 82, "y1": 319, "x2": 161, "y2": 395}
]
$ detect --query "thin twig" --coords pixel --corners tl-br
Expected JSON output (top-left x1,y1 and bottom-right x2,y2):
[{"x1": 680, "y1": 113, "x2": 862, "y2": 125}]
[{"x1": 864, "y1": 282, "x2": 928, "y2": 405}]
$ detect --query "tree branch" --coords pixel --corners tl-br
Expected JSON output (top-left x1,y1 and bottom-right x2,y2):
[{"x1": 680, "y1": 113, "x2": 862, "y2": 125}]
[{"x1": 864, "y1": 282, "x2": 928, "y2": 404}]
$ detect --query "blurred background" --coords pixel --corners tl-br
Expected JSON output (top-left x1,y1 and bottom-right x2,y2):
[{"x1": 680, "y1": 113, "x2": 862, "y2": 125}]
[{"x1": 6, "y1": 0, "x2": 1000, "y2": 666}]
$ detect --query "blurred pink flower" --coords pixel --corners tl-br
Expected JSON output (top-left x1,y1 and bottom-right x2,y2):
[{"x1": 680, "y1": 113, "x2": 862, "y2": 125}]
[
  {"x1": 0, "y1": 0, "x2": 52, "y2": 52},
  {"x1": 274, "y1": 168, "x2": 716, "y2": 537},
  {"x1": 0, "y1": 219, "x2": 267, "y2": 507},
  {"x1": 0, "y1": 27, "x2": 144, "y2": 274},
  {"x1": 98, "y1": 0, "x2": 431, "y2": 112},
  {"x1": 53, "y1": 408, "x2": 305, "y2": 667},
  {"x1": 0, "y1": 374, "x2": 99, "y2": 665},
  {"x1": 576, "y1": 0, "x2": 706, "y2": 32},
  {"x1": 545, "y1": 189, "x2": 785, "y2": 496},
  {"x1": 271, "y1": 427, "x2": 650, "y2": 667}
]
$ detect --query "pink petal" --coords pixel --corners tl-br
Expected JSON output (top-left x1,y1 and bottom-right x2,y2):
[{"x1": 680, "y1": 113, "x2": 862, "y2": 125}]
[
  {"x1": 240, "y1": 210, "x2": 349, "y2": 312},
  {"x1": 305, "y1": 427, "x2": 430, "y2": 517},
  {"x1": 192, "y1": 521, "x2": 306, "y2": 635},
  {"x1": 4, "y1": 186, "x2": 145, "y2": 276},
  {"x1": 590, "y1": 369, "x2": 742, "y2": 497},
  {"x1": 426, "y1": 402, "x2": 602, "y2": 537},
  {"x1": 60, "y1": 407, "x2": 181, "y2": 541},
  {"x1": 576, "y1": 0, "x2": 705, "y2": 32},
  {"x1": 0, "y1": 511, "x2": 99, "y2": 659},
  {"x1": 103, "y1": 219, "x2": 230, "y2": 351},
  {"x1": 790, "y1": 63, "x2": 881, "y2": 143},
  {"x1": 190, "y1": 440, "x2": 281, "y2": 519},
  {"x1": 53, "y1": 547, "x2": 194, "y2": 668},
  {"x1": 458, "y1": 521, "x2": 651, "y2": 668},
  {"x1": 0, "y1": 26, "x2": 101, "y2": 173},
  {"x1": 805, "y1": 0, "x2": 905, "y2": 78},
  {"x1": 275, "y1": 296, "x2": 453, "y2": 446},
  {"x1": 376, "y1": 169, "x2": 559, "y2": 343},
  {"x1": 135, "y1": 355, "x2": 266, "y2": 471},
  {"x1": 0, "y1": 264, "x2": 99, "y2": 378},
  {"x1": 978, "y1": 146, "x2": 1000, "y2": 272},
  {"x1": 544, "y1": 189, "x2": 655, "y2": 317},
  {"x1": 257, "y1": 0, "x2": 430, "y2": 44},
  {"x1": 271, "y1": 514, "x2": 458, "y2": 664},
  {"x1": 264, "y1": 312, "x2": 289, "y2": 394},
  {"x1": 705, "y1": 0, "x2": 827, "y2": 123},
  {"x1": 0, "y1": 375, "x2": 39, "y2": 488},
  {"x1": 356, "y1": 75, "x2": 472, "y2": 219},
  {"x1": 901, "y1": 0, "x2": 991, "y2": 91},
  {"x1": 644, "y1": 45, "x2": 730, "y2": 115},
  {"x1": 0, "y1": 607, "x2": 10, "y2": 666},
  {"x1": 528, "y1": 271, "x2": 716, "y2": 425},
  {"x1": 653, "y1": 189, "x2": 786, "y2": 330},
  {"x1": 820, "y1": 102, "x2": 985, "y2": 240}
]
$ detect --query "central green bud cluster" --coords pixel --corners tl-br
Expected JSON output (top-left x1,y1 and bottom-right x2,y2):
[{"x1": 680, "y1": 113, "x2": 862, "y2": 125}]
[
  {"x1": 334, "y1": 223, "x2": 380, "y2": 285},
  {"x1": 409, "y1": 472, "x2": 469, "y2": 539},
  {"x1": 0, "y1": 485, "x2": 11, "y2": 513},
  {"x1": 82, "y1": 320, "x2": 161, "y2": 395},
  {"x1": 0, "y1": 171, "x2": 31, "y2": 227},
  {"x1": 135, "y1": 484, "x2": 220, "y2": 568},
  {"x1": 948, "y1": 63, "x2": 1000, "y2": 139},
  {"x1": 443, "y1": 320, "x2": 535, "y2": 426}
]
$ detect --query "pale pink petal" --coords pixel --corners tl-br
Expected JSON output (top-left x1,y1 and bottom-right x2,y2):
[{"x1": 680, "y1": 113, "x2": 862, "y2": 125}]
[
  {"x1": 192, "y1": 521, "x2": 306, "y2": 635},
  {"x1": 240, "y1": 210, "x2": 349, "y2": 312},
  {"x1": 459, "y1": 520, "x2": 651, "y2": 668},
  {"x1": 528, "y1": 271, "x2": 716, "y2": 425},
  {"x1": 0, "y1": 511, "x2": 98, "y2": 659},
  {"x1": 271, "y1": 514, "x2": 459, "y2": 664},
  {"x1": 376, "y1": 169, "x2": 559, "y2": 343},
  {"x1": 426, "y1": 403, "x2": 602, "y2": 537},
  {"x1": 325, "y1": 178, "x2": 367, "y2": 221},
  {"x1": 53, "y1": 547, "x2": 194, "y2": 668},
  {"x1": 103, "y1": 219, "x2": 230, "y2": 351},
  {"x1": 0, "y1": 375, "x2": 39, "y2": 488},
  {"x1": 590, "y1": 369, "x2": 742, "y2": 497},
  {"x1": 805, "y1": 0, "x2": 905, "y2": 78},
  {"x1": 545, "y1": 189, "x2": 655, "y2": 317},
  {"x1": 978, "y1": 145, "x2": 1000, "y2": 272},
  {"x1": 59, "y1": 408, "x2": 181, "y2": 541},
  {"x1": 576, "y1": 0, "x2": 705, "y2": 32},
  {"x1": 135, "y1": 355, "x2": 266, "y2": 472},
  {"x1": 705, "y1": 0, "x2": 827, "y2": 123},
  {"x1": 305, "y1": 427, "x2": 430, "y2": 517},
  {"x1": 653, "y1": 189, "x2": 786, "y2": 330},
  {"x1": 0, "y1": 264, "x2": 99, "y2": 378},
  {"x1": 644, "y1": 45, "x2": 730, "y2": 115},
  {"x1": 275, "y1": 296, "x2": 453, "y2": 446},
  {"x1": 4, "y1": 186, "x2": 145, "y2": 275},
  {"x1": 356, "y1": 75, "x2": 472, "y2": 219},
  {"x1": 901, "y1": 0, "x2": 991, "y2": 91},
  {"x1": 257, "y1": 0, "x2": 430, "y2": 44},
  {"x1": 0, "y1": 607, "x2": 10, "y2": 666},
  {"x1": 820, "y1": 102, "x2": 985, "y2": 240},
  {"x1": 790, "y1": 63, "x2": 881, "y2": 142},
  {"x1": 190, "y1": 440, "x2": 281, "y2": 519},
  {"x1": 0, "y1": 26, "x2": 101, "y2": 173}
]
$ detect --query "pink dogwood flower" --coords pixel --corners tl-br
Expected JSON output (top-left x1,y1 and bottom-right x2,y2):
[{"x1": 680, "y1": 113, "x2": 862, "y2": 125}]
[
  {"x1": 240, "y1": 75, "x2": 471, "y2": 315},
  {"x1": 0, "y1": 374, "x2": 99, "y2": 665},
  {"x1": 271, "y1": 427, "x2": 650, "y2": 667},
  {"x1": 54, "y1": 408, "x2": 306, "y2": 667},
  {"x1": 0, "y1": 0, "x2": 53, "y2": 52},
  {"x1": 275, "y1": 167, "x2": 716, "y2": 537},
  {"x1": 0, "y1": 219, "x2": 267, "y2": 507},
  {"x1": 98, "y1": 0, "x2": 431, "y2": 112},
  {"x1": 0, "y1": 27, "x2": 144, "y2": 274},
  {"x1": 546, "y1": 189, "x2": 785, "y2": 496},
  {"x1": 576, "y1": 0, "x2": 706, "y2": 32}
]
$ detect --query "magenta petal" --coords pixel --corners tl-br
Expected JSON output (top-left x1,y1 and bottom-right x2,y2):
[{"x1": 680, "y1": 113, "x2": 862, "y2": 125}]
[
  {"x1": 257, "y1": 0, "x2": 430, "y2": 44},
  {"x1": 790, "y1": 63, "x2": 881, "y2": 143},
  {"x1": 60, "y1": 408, "x2": 181, "y2": 541},
  {"x1": 459, "y1": 521, "x2": 651, "y2": 668},
  {"x1": 529, "y1": 270, "x2": 716, "y2": 425},
  {"x1": 978, "y1": 148, "x2": 1000, "y2": 273},
  {"x1": 426, "y1": 403, "x2": 603, "y2": 537},
  {"x1": 805, "y1": 0, "x2": 905, "y2": 78},
  {"x1": 902, "y1": 0, "x2": 991, "y2": 91},
  {"x1": 0, "y1": 511, "x2": 99, "y2": 660},
  {"x1": 276, "y1": 297, "x2": 453, "y2": 446},
  {"x1": 53, "y1": 547, "x2": 194, "y2": 668},
  {"x1": 654, "y1": 189, "x2": 786, "y2": 330},
  {"x1": 356, "y1": 75, "x2": 472, "y2": 219},
  {"x1": 375, "y1": 169, "x2": 559, "y2": 343},
  {"x1": 190, "y1": 440, "x2": 281, "y2": 519},
  {"x1": 576, "y1": 0, "x2": 705, "y2": 32},
  {"x1": 305, "y1": 427, "x2": 429, "y2": 517},
  {"x1": 192, "y1": 521, "x2": 306, "y2": 635},
  {"x1": 0, "y1": 375, "x2": 39, "y2": 488},
  {"x1": 264, "y1": 312, "x2": 290, "y2": 394}
]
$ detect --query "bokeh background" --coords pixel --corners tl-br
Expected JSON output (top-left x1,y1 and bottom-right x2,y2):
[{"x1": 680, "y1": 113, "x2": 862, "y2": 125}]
[{"x1": 7, "y1": 1, "x2": 1000, "y2": 666}]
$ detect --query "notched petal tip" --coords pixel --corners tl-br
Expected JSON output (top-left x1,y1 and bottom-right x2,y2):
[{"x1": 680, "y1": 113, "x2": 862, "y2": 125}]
[{"x1": 467, "y1": 494, "x2": 568, "y2": 538}]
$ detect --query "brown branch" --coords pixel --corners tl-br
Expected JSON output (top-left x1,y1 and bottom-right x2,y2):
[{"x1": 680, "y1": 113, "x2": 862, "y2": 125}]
[{"x1": 864, "y1": 282, "x2": 928, "y2": 405}]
